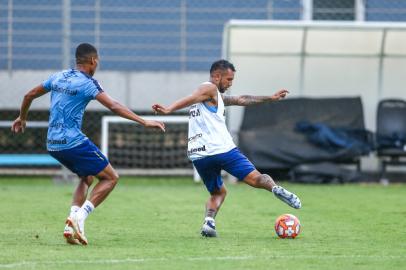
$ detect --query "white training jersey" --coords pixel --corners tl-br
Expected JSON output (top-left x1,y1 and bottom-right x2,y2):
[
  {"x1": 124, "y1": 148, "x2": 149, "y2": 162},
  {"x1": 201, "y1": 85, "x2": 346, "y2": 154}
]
[{"x1": 187, "y1": 82, "x2": 236, "y2": 160}]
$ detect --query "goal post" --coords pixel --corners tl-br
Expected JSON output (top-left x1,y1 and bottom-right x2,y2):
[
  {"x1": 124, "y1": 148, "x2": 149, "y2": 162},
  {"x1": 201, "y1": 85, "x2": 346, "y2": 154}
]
[{"x1": 101, "y1": 115, "x2": 200, "y2": 181}]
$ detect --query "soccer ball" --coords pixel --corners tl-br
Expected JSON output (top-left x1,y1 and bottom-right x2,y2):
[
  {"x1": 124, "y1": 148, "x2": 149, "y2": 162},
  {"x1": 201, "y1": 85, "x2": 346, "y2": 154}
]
[{"x1": 274, "y1": 214, "x2": 301, "y2": 238}]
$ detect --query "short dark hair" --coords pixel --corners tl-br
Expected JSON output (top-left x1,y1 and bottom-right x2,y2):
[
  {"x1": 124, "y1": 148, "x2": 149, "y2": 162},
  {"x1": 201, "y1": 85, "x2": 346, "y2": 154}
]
[
  {"x1": 75, "y1": 43, "x2": 98, "y2": 64},
  {"x1": 210, "y1": 59, "x2": 236, "y2": 74}
]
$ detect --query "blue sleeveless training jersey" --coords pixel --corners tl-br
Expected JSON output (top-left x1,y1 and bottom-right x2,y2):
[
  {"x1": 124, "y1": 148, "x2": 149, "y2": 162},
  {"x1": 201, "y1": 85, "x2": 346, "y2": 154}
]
[{"x1": 42, "y1": 69, "x2": 103, "y2": 151}]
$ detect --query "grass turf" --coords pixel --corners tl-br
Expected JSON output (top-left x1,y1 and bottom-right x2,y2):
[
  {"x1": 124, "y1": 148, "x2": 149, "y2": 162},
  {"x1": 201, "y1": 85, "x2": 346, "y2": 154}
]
[{"x1": 0, "y1": 177, "x2": 405, "y2": 270}]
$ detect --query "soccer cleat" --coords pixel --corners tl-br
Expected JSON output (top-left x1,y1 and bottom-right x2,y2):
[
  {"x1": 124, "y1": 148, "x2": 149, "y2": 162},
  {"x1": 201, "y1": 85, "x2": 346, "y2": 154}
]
[
  {"x1": 66, "y1": 216, "x2": 88, "y2": 245},
  {"x1": 63, "y1": 224, "x2": 80, "y2": 245},
  {"x1": 201, "y1": 217, "x2": 217, "y2": 237},
  {"x1": 272, "y1": 186, "x2": 302, "y2": 209}
]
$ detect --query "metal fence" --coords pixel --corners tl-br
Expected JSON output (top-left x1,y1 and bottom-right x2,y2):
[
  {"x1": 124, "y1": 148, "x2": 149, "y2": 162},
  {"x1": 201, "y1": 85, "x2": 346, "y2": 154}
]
[
  {"x1": 0, "y1": 0, "x2": 284, "y2": 71},
  {"x1": 2, "y1": 0, "x2": 406, "y2": 72}
]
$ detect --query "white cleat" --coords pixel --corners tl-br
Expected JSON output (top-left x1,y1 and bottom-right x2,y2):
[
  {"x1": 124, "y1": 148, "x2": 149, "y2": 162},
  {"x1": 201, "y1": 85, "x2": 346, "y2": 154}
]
[
  {"x1": 66, "y1": 216, "x2": 88, "y2": 245},
  {"x1": 272, "y1": 186, "x2": 302, "y2": 209},
  {"x1": 63, "y1": 224, "x2": 80, "y2": 245},
  {"x1": 201, "y1": 217, "x2": 217, "y2": 237}
]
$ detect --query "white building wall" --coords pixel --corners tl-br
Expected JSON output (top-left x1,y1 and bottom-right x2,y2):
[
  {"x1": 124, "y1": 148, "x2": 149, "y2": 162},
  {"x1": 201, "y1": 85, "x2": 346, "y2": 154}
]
[{"x1": 224, "y1": 21, "x2": 406, "y2": 172}]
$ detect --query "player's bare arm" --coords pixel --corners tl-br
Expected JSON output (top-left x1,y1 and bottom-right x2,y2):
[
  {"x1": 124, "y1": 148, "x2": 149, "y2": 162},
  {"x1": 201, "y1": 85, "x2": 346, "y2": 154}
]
[
  {"x1": 96, "y1": 92, "x2": 165, "y2": 132},
  {"x1": 152, "y1": 83, "x2": 217, "y2": 114},
  {"x1": 222, "y1": 89, "x2": 289, "y2": 106},
  {"x1": 11, "y1": 84, "x2": 47, "y2": 133}
]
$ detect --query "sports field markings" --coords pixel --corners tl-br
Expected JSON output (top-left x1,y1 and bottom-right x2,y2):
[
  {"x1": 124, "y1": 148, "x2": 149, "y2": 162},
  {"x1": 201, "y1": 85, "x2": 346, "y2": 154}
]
[{"x1": 1, "y1": 255, "x2": 405, "y2": 268}]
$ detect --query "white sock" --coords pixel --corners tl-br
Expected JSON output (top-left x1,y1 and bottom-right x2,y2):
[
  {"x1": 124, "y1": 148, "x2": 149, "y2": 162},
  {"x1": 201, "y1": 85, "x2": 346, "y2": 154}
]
[
  {"x1": 76, "y1": 200, "x2": 95, "y2": 221},
  {"x1": 69, "y1": 205, "x2": 80, "y2": 218},
  {"x1": 75, "y1": 200, "x2": 94, "y2": 233},
  {"x1": 205, "y1": 217, "x2": 215, "y2": 223}
]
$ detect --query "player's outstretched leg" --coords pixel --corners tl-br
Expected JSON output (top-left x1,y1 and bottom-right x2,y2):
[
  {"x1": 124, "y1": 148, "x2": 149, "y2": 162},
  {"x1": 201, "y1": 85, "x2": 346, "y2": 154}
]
[
  {"x1": 243, "y1": 170, "x2": 301, "y2": 209},
  {"x1": 201, "y1": 185, "x2": 227, "y2": 237}
]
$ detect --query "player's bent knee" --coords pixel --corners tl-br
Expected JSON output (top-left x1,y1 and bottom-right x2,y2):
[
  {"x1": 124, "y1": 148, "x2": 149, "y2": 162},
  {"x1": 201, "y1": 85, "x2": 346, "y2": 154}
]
[
  {"x1": 105, "y1": 174, "x2": 118, "y2": 191},
  {"x1": 218, "y1": 188, "x2": 227, "y2": 198},
  {"x1": 250, "y1": 174, "x2": 274, "y2": 188},
  {"x1": 113, "y1": 174, "x2": 119, "y2": 185},
  {"x1": 109, "y1": 171, "x2": 119, "y2": 187},
  {"x1": 249, "y1": 174, "x2": 264, "y2": 187},
  {"x1": 210, "y1": 192, "x2": 227, "y2": 203},
  {"x1": 243, "y1": 170, "x2": 261, "y2": 186},
  {"x1": 255, "y1": 178, "x2": 263, "y2": 188},
  {"x1": 112, "y1": 170, "x2": 119, "y2": 182},
  {"x1": 81, "y1": 176, "x2": 94, "y2": 186},
  {"x1": 210, "y1": 187, "x2": 227, "y2": 197},
  {"x1": 96, "y1": 164, "x2": 119, "y2": 184}
]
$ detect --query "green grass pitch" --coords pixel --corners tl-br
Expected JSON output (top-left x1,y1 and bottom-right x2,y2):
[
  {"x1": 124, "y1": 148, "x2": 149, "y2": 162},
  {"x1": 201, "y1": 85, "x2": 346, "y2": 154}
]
[{"x1": 0, "y1": 177, "x2": 405, "y2": 270}]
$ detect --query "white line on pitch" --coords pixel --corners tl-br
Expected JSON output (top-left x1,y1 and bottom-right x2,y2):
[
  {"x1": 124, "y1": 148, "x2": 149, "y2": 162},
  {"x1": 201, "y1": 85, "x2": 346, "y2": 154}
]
[{"x1": 1, "y1": 255, "x2": 405, "y2": 268}]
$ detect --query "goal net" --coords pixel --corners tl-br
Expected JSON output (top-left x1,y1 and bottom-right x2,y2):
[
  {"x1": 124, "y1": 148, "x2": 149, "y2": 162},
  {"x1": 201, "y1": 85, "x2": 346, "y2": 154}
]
[{"x1": 101, "y1": 115, "x2": 199, "y2": 180}]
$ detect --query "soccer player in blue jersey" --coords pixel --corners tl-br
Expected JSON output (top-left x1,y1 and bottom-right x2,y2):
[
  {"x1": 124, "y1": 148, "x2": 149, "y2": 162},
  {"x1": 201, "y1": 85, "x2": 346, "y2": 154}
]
[
  {"x1": 11, "y1": 43, "x2": 165, "y2": 245},
  {"x1": 153, "y1": 59, "x2": 301, "y2": 237}
]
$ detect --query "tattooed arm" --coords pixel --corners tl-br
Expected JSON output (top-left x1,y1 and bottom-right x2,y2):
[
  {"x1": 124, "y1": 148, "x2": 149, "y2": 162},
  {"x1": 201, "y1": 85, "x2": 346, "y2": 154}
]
[
  {"x1": 222, "y1": 89, "x2": 289, "y2": 106},
  {"x1": 152, "y1": 83, "x2": 216, "y2": 114}
]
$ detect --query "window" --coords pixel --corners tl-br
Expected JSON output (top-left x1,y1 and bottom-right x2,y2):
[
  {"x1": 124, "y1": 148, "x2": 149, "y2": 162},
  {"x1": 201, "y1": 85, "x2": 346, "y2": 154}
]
[{"x1": 313, "y1": 0, "x2": 355, "y2": 21}]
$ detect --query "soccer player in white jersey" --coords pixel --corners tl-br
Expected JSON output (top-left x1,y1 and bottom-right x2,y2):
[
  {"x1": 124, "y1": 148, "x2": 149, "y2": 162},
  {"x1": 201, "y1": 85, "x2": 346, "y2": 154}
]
[
  {"x1": 152, "y1": 59, "x2": 301, "y2": 237},
  {"x1": 12, "y1": 43, "x2": 165, "y2": 245}
]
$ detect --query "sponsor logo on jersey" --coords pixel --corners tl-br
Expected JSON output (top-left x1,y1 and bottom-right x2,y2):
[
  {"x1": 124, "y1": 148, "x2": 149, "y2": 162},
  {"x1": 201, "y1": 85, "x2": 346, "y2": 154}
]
[
  {"x1": 53, "y1": 86, "x2": 78, "y2": 96},
  {"x1": 49, "y1": 122, "x2": 64, "y2": 128},
  {"x1": 187, "y1": 145, "x2": 206, "y2": 155},
  {"x1": 47, "y1": 138, "x2": 67, "y2": 145},
  {"x1": 189, "y1": 107, "x2": 201, "y2": 118},
  {"x1": 188, "y1": 133, "x2": 202, "y2": 142}
]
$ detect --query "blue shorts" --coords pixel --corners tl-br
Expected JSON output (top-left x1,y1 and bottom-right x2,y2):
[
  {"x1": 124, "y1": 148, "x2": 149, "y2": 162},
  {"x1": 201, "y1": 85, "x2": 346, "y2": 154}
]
[
  {"x1": 192, "y1": 148, "x2": 256, "y2": 193},
  {"x1": 49, "y1": 139, "x2": 109, "y2": 177}
]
